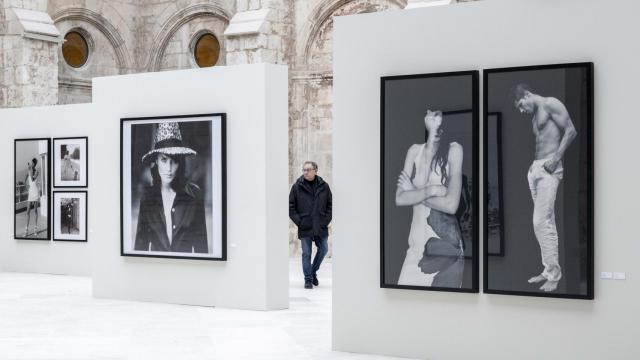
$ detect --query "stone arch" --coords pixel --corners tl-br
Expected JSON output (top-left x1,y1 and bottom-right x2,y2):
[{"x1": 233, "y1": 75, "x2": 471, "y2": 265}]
[
  {"x1": 147, "y1": 3, "x2": 230, "y2": 72},
  {"x1": 52, "y1": 8, "x2": 132, "y2": 72},
  {"x1": 300, "y1": 0, "x2": 406, "y2": 65}
]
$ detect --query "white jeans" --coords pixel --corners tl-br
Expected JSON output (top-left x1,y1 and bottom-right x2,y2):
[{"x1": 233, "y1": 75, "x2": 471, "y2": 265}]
[{"x1": 527, "y1": 159, "x2": 563, "y2": 282}]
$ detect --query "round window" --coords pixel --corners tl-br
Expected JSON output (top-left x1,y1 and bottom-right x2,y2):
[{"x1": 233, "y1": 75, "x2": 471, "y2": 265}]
[
  {"x1": 194, "y1": 33, "x2": 220, "y2": 68},
  {"x1": 62, "y1": 31, "x2": 89, "y2": 68}
]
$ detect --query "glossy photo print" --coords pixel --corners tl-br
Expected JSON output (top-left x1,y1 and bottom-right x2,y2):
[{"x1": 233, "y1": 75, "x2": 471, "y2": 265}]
[
  {"x1": 53, "y1": 137, "x2": 88, "y2": 188},
  {"x1": 53, "y1": 191, "x2": 87, "y2": 242},
  {"x1": 14, "y1": 138, "x2": 51, "y2": 240},
  {"x1": 381, "y1": 71, "x2": 479, "y2": 292},
  {"x1": 121, "y1": 114, "x2": 226, "y2": 260},
  {"x1": 483, "y1": 63, "x2": 594, "y2": 299}
]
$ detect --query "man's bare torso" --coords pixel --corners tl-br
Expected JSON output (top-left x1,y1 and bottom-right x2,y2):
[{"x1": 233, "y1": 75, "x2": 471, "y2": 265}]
[{"x1": 532, "y1": 98, "x2": 562, "y2": 160}]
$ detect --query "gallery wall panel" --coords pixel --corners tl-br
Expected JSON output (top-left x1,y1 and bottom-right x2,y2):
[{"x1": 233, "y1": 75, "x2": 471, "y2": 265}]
[
  {"x1": 0, "y1": 64, "x2": 289, "y2": 310},
  {"x1": 333, "y1": 0, "x2": 640, "y2": 359},
  {"x1": 0, "y1": 104, "x2": 94, "y2": 276},
  {"x1": 91, "y1": 64, "x2": 289, "y2": 309}
]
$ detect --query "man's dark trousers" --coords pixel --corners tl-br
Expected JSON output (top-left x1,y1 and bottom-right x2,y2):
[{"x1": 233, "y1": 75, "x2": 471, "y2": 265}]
[{"x1": 301, "y1": 235, "x2": 328, "y2": 282}]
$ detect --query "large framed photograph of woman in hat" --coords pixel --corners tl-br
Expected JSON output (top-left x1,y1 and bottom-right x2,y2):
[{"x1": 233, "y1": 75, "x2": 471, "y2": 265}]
[{"x1": 120, "y1": 114, "x2": 226, "y2": 260}]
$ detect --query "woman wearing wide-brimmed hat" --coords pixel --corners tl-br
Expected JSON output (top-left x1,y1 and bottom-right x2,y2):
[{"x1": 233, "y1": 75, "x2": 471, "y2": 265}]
[{"x1": 134, "y1": 122, "x2": 208, "y2": 253}]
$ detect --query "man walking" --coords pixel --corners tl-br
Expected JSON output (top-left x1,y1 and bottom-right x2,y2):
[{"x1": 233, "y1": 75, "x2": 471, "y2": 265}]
[
  {"x1": 513, "y1": 83, "x2": 577, "y2": 292},
  {"x1": 289, "y1": 161, "x2": 332, "y2": 289}
]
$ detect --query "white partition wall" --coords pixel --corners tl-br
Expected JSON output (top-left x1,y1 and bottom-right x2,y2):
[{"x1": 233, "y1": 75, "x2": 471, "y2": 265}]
[
  {"x1": 0, "y1": 104, "x2": 95, "y2": 276},
  {"x1": 90, "y1": 64, "x2": 289, "y2": 310},
  {"x1": 0, "y1": 64, "x2": 289, "y2": 310},
  {"x1": 333, "y1": 0, "x2": 639, "y2": 359}
]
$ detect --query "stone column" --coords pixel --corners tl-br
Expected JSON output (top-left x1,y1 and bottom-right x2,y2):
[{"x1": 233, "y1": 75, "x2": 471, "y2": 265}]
[
  {"x1": 224, "y1": 0, "x2": 293, "y2": 65},
  {"x1": 225, "y1": 1, "x2": 297, "y2": 255},
  {"x1": 0, "y1": 0, "x2": 60, "y2": 108}
]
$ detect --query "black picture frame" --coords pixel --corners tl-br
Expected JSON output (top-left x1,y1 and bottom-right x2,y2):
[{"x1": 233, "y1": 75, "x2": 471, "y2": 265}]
[
  {"x1": 380, "y1": 70, "x2": 480, "y2": 293},
  {"x1": 52, "y1": 136, "x2": 88, "y2": 188},
  {"x1": 14, "y1": 138, "x2": 51, "y2": 240},
  {"x1": 120, "y1": 113, "x2": 227, "y2": 261},
  {"x1": 52, "y1": 190, "x2": 88, "y2": 242},
  {"x1": 483, "y1": 62, "x2": 594, "y2": 300}
]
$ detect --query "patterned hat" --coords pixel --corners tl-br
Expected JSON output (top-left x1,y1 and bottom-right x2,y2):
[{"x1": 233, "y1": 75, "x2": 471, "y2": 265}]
[{"x1": 141, "y1": 122, "x2": 197, "y2": 163}]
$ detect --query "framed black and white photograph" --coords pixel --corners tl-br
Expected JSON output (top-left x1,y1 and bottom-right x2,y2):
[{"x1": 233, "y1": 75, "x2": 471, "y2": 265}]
[
  {"x1": 483, "y1": 63, "x2": 594, "y2": 299},
  {"x1": 381, "y1": 71, "x2": 479, "y2": 292},
  {"x1": 15, "y1": 138, "x2": 51, "y2": 240},
  {"x1": 53, "y1": 191, "x2": 87, "y2": 242},
  {"x1": 121, "y1": 113, "x2": 226, "y2": 260},
  {"x1": 53, "y1": 137, "x2": 88, "y2": 188}
]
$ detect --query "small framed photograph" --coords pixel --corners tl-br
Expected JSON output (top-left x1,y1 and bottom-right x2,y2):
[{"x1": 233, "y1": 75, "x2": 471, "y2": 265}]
[
  {"x1": 483, "y1": 62, "x2": 594, "y2": 299},
  {"x1": 121, "y1": 113, "x2": 226, "y2": 260},
  {"x1": 53, "y1": 191, "x2": 88, "y2": 242},
  {"x1": 380, "y1": 71, "x2": 479, "y2": 293},
  {"x1": 15, "y1": 138, "x2": 51, "y2": 240},
  {"x1": 53, "y1": 137, "x2": 88, "y2": 188}
]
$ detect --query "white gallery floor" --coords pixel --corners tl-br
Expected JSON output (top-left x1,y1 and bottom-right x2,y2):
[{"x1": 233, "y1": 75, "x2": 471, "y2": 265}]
[{"x1": 0, "y1": 259, "x2": 411, "y2": 360}]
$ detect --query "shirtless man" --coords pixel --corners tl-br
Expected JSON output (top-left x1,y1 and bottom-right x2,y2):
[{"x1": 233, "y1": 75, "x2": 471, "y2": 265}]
[{"x1": 512, "y1": 84, "x2": 577, "y2": 292}]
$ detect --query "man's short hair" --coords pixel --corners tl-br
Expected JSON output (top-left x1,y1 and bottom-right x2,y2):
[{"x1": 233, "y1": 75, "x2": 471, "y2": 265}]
[
  {"x1": 303, "y1": 161, "x2": 318, "y2": 171},
  {"x1": 511, "y1": 83, "x2": 532, "y2": 102}
]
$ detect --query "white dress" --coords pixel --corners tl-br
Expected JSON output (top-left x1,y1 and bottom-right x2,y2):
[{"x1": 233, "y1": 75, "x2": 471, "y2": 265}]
[
  {"x1": 27, "y1": 173, "x2": 39, "y2": 202},
  {"x1": 397, "y1": 143, "x2": 450, "y2": 287}
]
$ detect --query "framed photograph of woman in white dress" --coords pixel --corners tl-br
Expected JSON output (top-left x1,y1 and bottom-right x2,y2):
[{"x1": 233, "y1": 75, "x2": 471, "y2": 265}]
[
  {"x1": 14, "y1": 138, "x2": 51, "y2": 240},
  {"x1": 53, "y1": 137, "x2": 88, "y2": 188},
  {"x1": 380, "y1": 71, "x2": 479, "y2": 292},
  {"x1": 120, "y1": 114, "x2": 226, "y2": 260}
]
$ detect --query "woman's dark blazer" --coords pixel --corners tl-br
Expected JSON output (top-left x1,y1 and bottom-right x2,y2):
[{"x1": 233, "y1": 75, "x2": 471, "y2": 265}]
[{"x1": 134, "y1": 182, "x2": 208, "y2": 253}]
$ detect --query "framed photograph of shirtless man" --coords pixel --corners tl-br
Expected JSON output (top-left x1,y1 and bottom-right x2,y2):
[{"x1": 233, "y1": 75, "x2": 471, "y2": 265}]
[
  {"x1": 121, "y1": 114, "x2": 226, "y2": 260},
  {"x1": 483, "y1": 63, "x2": 594, "y2": 299},
  {"x1": 53, "y1": 137, "x2": 88, "y2": 188},
  {"x1": 381, "y1": 71, "x2": 479, "y2": 292},
  {"x1": 14, "y1": 138, "x2": 51, "y2": 240}
]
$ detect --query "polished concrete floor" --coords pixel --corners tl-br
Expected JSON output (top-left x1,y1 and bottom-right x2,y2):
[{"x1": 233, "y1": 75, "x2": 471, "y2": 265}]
[{"x1": 0, "y1": 259, "x2": 411, "y2": 360}]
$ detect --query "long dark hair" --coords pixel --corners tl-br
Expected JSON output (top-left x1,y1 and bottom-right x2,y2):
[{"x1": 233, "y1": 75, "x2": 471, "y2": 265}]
[
  {"x1": 426, "y1": 116, "x2": 453, "y2": 187},
  {"x1": 149, "y1": 154, "x2": 187, "y2": 192},
  {"x1": 425, "y1": 113, "x2": 471, "y2": 251},
  {"x1": 31, "y1": 158, "x2": 38, "y2": 176}
]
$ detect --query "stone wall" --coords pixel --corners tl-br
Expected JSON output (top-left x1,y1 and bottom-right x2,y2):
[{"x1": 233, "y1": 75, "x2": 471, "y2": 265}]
[
  {"x1": 49, "y1": 0, "x2": 233, "y2": 102},
  {"x1": 158, "y1": 15, "x2": 228, "y2": 71},
  {"x1": 1, "y1": 38, "x2": 59, "y2": 106},
  {"x1": 1, "y1": 0, "x2": 59, "y2": 107},
  {"x1": 225, "y1": 0, "x2": 294, "y2": 65},
  {"x1": 137, "y1": 0, "x2": 234, "y2": 72},
  {"x1": 49, "y1": 1, "x2": 137, "y2": 103},
  {"x1": 55, "y1": 17, "x2": 122, "y2": 104}
]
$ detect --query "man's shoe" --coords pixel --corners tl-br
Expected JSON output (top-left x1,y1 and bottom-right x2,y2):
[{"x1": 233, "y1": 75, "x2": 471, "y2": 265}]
[
  {"x1": 312, "y1": 275, "x2": 319, "y2": 286},
  {"x1": 304, "y1": 281, "x2": 313, "y2": 289}
]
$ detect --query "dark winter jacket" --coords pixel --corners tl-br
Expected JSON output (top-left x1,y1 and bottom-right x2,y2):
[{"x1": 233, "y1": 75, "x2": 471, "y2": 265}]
[
  {"x1": 134, "y1": 183, "x2": 208, "y2": 253},
  {"x1": 289, "y1": 175, "x2": 332, "y2": 239}
]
